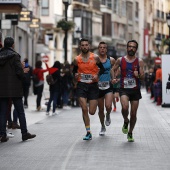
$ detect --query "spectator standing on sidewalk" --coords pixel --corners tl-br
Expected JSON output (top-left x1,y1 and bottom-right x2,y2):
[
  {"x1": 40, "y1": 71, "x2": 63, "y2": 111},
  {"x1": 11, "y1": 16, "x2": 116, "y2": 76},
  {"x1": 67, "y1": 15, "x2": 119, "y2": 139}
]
[
  {"x1": 22, "y1": 58, "x2": 33, "y2": 108},
  {"x1": 97, "y1": 41, "x2": 115, "y2": 136},
  {"x1": 73, "y1": 38, "x2": 105, "y2": 140},
  {"x1": 149, "y1": 68, "x2": 155, "y2": 100},
  {"x1": 112, "y1": 40, "x2": 144, "y2": 142},
  {"x1": 0, "y1": 36, "x2": 36, "y2": 142},
  {"x1": 46, "y1": 61, "x2": 61, "y2": 116},
  {"x1": 33, "y1": 60, "x2": 48, "y2": 111},
  {"x1": 60, "y1": 62, "x2": 72, "y2": 109},
  {"x1": 154, "y1": 65, "x2": 162, "y2": 105}
]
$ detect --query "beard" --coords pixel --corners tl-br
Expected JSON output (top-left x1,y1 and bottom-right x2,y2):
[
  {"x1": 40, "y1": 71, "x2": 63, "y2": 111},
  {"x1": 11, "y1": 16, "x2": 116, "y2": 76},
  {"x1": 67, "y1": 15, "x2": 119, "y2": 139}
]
[
  {"x1": 82, "y1": 48, "x2": 89, "y2": 54},
  {"x1": 127, "y1": 50, "x2": 135, "y2": 56}
]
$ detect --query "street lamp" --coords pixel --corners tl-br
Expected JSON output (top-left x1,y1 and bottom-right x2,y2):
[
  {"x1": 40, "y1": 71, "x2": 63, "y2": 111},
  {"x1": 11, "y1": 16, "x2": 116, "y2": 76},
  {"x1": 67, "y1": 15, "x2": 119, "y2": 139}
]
[
  {"x1": 166, "y1": 12, "x2": 170, "y2": 54},
  {"x1": 75, "y1": 27, "x2": 82, "y2": 45},
  {"x1": 62, "y1": 0, "x2": 72, "y2": 62}
]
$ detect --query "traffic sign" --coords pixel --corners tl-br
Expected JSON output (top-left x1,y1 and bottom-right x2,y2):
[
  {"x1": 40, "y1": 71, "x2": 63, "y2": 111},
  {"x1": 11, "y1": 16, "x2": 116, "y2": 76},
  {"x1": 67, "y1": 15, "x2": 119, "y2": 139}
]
[
  {"x1": 154, "y1": 57, "x2": 161, "y2": 65},
  {"x1": 41, "y1": 55, "x2": 49, "y2": 62}
]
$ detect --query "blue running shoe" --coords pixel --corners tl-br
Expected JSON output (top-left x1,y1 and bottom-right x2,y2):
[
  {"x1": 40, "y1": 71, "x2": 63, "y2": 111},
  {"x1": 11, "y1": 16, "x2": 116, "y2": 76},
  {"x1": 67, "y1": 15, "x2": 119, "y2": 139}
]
[{"x1": 83, "y1": 132, "x2": 92, "y2": 140}]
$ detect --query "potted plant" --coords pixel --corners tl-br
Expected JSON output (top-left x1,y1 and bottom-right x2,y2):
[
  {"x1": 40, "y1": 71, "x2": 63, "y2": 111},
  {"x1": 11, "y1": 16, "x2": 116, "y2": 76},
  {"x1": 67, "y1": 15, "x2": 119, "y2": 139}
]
[
  {"x1": 162, "y1": 38, "x2": 170, "y2": 46},
  {"x1": 57, "y1": 19, "x2": 75, "y2": 31}
]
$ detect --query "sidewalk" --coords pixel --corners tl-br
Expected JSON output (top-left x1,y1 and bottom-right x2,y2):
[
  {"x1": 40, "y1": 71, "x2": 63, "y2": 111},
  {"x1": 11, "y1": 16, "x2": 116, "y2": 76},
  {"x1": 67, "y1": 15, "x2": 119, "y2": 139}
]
[{"x1": 1, "y1": 89, "x2": 170, "y2": 170}]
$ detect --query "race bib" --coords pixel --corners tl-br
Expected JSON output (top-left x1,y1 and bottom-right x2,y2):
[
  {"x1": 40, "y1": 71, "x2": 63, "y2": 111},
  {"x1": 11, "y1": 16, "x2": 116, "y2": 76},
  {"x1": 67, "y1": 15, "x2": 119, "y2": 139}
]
[
  {"x1": 98, "y1": 81, "x2": 110, "y2": 90},
  {"x1": 124, "y1": 78, "x2": 136, "y2": 88},
  {"x1": 80, "y1": 74, "x2": 92, "y2": 83}
]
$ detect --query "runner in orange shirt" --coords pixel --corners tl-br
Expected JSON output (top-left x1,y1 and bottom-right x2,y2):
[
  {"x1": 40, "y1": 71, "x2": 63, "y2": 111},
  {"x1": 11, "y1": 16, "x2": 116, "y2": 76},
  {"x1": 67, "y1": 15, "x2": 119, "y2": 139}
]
[{"x1": 73, "y1": 38, "x2": 105, "y2": 140}]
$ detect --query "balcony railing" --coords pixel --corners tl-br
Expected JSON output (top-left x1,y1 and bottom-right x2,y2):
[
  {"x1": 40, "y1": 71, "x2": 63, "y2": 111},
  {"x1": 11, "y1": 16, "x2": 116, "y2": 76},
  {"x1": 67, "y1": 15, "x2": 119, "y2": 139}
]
[{"x1": 74, "y1": 0, "x2": 89, "y2": 4}]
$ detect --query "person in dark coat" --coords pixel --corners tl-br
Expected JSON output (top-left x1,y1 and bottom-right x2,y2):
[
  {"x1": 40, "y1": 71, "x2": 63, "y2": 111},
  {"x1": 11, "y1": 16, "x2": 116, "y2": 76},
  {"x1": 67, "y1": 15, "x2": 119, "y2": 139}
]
[
  {"x1": 0, "y1": 36, "x2": 36, "y2": 142},
  {"x1": 22, "y1": 58, "x2": 33, "y2": 108}
]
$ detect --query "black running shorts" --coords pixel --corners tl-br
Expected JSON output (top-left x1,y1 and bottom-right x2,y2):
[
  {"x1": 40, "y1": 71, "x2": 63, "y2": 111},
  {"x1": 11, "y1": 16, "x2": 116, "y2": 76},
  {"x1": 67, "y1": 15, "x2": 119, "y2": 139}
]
[
  {"x1": 76, "y1": 82, "x2": 99, "y2": 100},
  {"x1": 119, "y1": 88, "x2": 142, "y2": 101},
  {"x1": 99, "y1": 87, "x2": 113, "y2": 98}
]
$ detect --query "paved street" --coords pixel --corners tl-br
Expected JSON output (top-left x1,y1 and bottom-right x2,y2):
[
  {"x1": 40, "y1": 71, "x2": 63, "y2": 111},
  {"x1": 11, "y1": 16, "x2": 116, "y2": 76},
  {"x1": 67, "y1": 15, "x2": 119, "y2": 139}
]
[{"x1": 1, "y1": 89, "x2": 170, "y2": 170}]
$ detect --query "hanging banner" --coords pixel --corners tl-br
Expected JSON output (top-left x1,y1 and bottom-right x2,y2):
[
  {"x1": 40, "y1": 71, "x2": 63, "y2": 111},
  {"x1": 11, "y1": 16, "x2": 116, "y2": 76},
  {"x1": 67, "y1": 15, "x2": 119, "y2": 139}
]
[
  {"x1": 162, "y1": 54, "x2": 170, "y2": 107},
  {"x1": 144, "y1": 29, "x2": 149, "y2": 56}
]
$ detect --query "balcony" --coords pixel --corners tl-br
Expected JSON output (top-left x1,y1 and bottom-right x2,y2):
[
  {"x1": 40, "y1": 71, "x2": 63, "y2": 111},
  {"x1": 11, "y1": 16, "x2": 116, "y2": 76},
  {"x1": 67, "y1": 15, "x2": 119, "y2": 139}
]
[
  {"x1": 153, "y1": 10, "x2": 166, "y2": 23},
  {"x1": 0, "y1": 0, "x2": 27, "y2": 13},
  {"x1": 92, "y1": 0, "x2": 100, "y2": 11}
]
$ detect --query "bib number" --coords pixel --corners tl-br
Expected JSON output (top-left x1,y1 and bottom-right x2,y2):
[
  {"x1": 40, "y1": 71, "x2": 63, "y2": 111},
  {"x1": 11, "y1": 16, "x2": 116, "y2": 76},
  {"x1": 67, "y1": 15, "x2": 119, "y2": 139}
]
[
  {"x1": 80, "y1": 74, "x2": 92, "y2": 83},
  {"x1": 124, "y1": 78, "x2": 136, "y2": 88},
  {"x1": 98, "y1": 81, "x2": 110, "y2": 90}
]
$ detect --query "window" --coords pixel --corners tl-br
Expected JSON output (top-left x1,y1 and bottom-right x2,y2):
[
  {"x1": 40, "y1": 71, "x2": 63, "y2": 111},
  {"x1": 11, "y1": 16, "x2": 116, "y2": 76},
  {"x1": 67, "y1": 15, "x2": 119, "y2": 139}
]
[
  {"x1": 101, "y1": 0, "x2": 106, "y2": 5},
  {"x1": 128, "y1": 33, "x2": 132, "y2": 40},
  {"x1": 161, "y1": 11, "x2": 164, "y2": 19},
  {"x1": 119, "y1": 24, "x2": 125, "y2": 39},
  {"x1": 107, "y1": 0, "x2": 112, "y2": 9},
  {"x1": 113, "y1": 0, "x2": 118, "y2": 14},
  {"x1": 127, "y1": 3, "x2": 133, "y2": 21},
  {"x1": 82, "y1": 11, "x2": 92, "y2": 39},
  {"x1": 114, "y1": 22, "x2": 118, "y2": 36},
  {"x1": 135, "y1": 2, "x2": 139, "y2": 18},
  {"x1": 102, "y1": 13, "x2": 111, "y2": 36},
  {"x1": 121, "y1": 1, "x2": 126, "y2": 17},
  {"x1": 41, "y1": 0, "x2": 49, "y2": 16}
]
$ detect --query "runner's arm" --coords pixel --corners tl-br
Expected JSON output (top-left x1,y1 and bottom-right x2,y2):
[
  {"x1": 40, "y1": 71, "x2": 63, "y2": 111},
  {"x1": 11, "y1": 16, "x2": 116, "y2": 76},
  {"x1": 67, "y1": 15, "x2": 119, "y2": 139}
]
[
  {"x1": 112, "y1": 58, "x2": 121, "y2": 78},
  {"x1": 138, "y1": 59, "x2": 145, "y2": 80},
  {"x1": 72, "y1": 57, "x2": 78, "y2": 76},
  {"x1": 110, "y1": 57, "x2": 115, "y2": 79},
  {"x1": 95, "y1": 54, "x2": 105, "y2": 75}
]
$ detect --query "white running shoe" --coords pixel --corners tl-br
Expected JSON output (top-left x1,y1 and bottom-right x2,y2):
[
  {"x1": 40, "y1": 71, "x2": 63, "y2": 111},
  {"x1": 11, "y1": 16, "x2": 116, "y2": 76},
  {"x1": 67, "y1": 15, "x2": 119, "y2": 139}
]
[
  {"x1": 105, "y1": 113, "x2": 111, "y2": 126},
  {"x1": 7, "y1": 132, "x2": 14, "y2": 138},
  {"x1": 99, "y1": 126, "x2": 106, "y2": 136},
  {"x1": 52, "y1": 112, "x2": 57, "y2": 116},
  {"x1": 63, "y1": 106, "x2": 71, "y2": 110},
  {"x1": 46, "y1": 112, "x2": 50, "y2": 115}
]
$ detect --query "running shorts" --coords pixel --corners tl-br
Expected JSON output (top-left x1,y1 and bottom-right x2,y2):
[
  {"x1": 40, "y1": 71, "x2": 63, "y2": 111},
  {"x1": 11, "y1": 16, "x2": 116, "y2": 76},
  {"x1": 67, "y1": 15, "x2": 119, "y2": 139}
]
[
  {"x1": 119, "y1": 88, "x2": 142, "y2": 101},
  {"x1": 76, "y1": 82, "x2": 99, "y2": 100},
  {"x1": 99, "y1": 87, "x2": 113, "y2": 98}
]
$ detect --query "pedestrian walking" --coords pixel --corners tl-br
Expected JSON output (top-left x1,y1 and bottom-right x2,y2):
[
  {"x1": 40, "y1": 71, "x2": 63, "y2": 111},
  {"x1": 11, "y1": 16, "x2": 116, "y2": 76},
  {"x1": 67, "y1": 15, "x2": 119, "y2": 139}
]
[
  {"x1": 97, "y1": 42, "x2": 115, "y2": 136},
  {"x1": 0, "y1": 36, "x2": 36, "y2": 142},
  {"x1": 73, "y1": 38, "x2": 105, "y2": 140},
  {"x1": 112, "y1": 40, "x2": 144, "y2": 142},
  {"x1": 33, "y1": 60, "x2": 48, "y2": 111}
]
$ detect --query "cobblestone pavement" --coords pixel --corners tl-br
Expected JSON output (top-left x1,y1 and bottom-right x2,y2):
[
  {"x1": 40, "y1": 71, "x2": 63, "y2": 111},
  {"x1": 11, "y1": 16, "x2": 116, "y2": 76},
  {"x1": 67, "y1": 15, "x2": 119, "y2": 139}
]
[{"x1": 1, "y1": 89, "x2": 170, "y2": 170}]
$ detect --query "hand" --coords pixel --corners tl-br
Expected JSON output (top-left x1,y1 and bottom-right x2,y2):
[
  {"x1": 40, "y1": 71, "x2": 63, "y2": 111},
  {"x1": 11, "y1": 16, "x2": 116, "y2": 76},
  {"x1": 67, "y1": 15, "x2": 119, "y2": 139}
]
[
  {"x1": 134, "y1": 70, "x2": 139, "y2": 77},
  {"x1": 75, "y1": 73, "x2": 79, "y2": 80},
  {"x1": 23, "y1": 67, "x2": 29, "y2": 73},
  {"x1": 111, "y1": 78, "x2": 118, "y2": 84},
  {"x1": 60, "y1": 73, "x2": 65, "y2": 77},
  {"x1": 21, "y1": 62, "x2": 25, "y2": 69},
  {"x1": 92, "y1": 74, "x2": 98, "y2": 81}
]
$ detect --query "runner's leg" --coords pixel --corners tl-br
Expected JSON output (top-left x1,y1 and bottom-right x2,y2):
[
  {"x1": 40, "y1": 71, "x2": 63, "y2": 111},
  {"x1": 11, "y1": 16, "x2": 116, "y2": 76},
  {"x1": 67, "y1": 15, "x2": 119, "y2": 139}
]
[{"x1": 129, "y1": 100, "x2": 139, "y2": 133}]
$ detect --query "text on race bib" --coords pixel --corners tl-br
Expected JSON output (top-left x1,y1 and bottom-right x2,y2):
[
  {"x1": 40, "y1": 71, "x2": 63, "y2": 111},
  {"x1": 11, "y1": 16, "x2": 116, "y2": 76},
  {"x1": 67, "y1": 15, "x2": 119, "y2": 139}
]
[
  {"x1": 124, "y1": 78, "x2": 136, "y2": 88},
  {"x1": 80, "y1": 74, "x2": 93, "y2": 83},
  {"x1": 98, "y1": 81, "x2": 110, "y2": 90}
]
